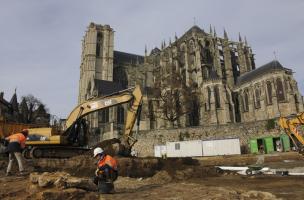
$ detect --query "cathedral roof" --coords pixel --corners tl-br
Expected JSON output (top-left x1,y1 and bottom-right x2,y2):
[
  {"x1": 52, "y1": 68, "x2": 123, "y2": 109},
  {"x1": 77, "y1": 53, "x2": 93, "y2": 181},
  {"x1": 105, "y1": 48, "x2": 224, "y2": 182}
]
[
  {"x1": 236, "y1": 60, "x2": 290, "y2": 86},
  {"x1": 114, "y1": 51, "x2": 144, "y2": 65},
  {"x1": 94, "y1": 79, "x2": 124, "y2": 96},
  {"x1": 150, "y1": 48, "x2": 161, "y2": 56},
  {"x1": 178, "y1": 25, "x2": 207, "y2": 41},
  {"x1": 186, "y1": 25, "x2": 205, "y2": 34}
]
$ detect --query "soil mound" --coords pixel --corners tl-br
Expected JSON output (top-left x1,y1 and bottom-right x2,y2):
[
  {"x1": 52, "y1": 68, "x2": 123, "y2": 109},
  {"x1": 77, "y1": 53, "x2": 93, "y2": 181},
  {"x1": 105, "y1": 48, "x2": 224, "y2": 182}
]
[
  {"x1": 150, "y1": 170, "x2": 172, "y2": 184},
  {"x1": 32, "y1": 155, "x2": 218, "y2": 180}
]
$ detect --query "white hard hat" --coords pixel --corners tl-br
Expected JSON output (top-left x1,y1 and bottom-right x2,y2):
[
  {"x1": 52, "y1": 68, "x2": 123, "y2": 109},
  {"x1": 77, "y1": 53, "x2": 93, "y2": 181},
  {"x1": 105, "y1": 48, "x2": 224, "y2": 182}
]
[{"x1": 93, "y1": 147, "x2": 104, "y2": 157}]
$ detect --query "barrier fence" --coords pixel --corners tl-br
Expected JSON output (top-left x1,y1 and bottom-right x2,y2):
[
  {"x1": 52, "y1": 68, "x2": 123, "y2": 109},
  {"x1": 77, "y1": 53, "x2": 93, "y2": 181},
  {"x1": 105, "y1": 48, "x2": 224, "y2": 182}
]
[{"x1": 0, "y1": 121, "x2": 34, "y2": 138}]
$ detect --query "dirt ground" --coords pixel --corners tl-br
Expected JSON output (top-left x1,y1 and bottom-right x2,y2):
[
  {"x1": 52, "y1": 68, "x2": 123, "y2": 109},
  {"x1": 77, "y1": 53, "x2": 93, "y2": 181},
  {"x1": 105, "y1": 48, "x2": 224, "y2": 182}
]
[
  {"x1": 0, "y1": 152, "x2": 303, "y2": 200},
  {"x1": 112, "y1": 175, "x2": 304, "y2": 200}
]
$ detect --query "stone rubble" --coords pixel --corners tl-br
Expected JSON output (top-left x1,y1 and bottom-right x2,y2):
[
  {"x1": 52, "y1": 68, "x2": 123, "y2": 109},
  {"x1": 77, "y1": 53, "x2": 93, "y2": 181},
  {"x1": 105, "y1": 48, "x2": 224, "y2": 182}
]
[{"x1": 28, "y1": 172, "x2": 98, "y2": 200}]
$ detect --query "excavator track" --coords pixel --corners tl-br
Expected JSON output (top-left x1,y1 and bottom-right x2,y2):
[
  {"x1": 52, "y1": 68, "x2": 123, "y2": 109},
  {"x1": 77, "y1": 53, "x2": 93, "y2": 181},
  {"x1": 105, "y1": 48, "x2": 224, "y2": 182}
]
[
  {"x1": 23, "y1": 146, "x2": 90, "y2": 159},
  {"x1": 23, "y1": 138, "x2": 129, "y2": 159}
]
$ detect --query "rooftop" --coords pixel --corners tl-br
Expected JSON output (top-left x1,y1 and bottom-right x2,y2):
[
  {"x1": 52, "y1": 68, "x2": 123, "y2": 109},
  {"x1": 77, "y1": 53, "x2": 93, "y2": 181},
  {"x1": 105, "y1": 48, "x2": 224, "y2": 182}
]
[
  {"x1": 94, "y1": 79, "x2": 124, "y2": 96},
  {"x1": 236, "y1": 60, "x2": 291, "y2": 86},
  {"x1": 114, "y1": 51, "x2": 144, "y2": 65}
]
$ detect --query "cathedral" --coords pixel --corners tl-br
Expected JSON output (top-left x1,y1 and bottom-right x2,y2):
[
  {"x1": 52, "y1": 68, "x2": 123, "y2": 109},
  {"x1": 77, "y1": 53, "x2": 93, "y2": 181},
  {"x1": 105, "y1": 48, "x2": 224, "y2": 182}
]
[{"x1": 78, "y1": 22, "x2": 303, "y2": 135}]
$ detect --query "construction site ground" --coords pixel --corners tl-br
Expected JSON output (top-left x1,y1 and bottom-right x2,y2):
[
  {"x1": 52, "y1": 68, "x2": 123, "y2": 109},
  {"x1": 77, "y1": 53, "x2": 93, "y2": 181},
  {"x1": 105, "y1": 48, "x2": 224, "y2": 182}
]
[{"x1": 0, "y1": 152, "x2": 303, "y2": 200}]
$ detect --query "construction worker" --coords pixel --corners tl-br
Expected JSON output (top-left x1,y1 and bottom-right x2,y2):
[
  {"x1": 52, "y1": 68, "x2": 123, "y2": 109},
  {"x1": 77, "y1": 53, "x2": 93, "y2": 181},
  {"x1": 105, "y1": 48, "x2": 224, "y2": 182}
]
[
  {"x1": 5, "y1": 129, "x2": 28, "y2": 176},
  {"x1": 93, "y1": 147, "x2": 118, "y2": 193}
]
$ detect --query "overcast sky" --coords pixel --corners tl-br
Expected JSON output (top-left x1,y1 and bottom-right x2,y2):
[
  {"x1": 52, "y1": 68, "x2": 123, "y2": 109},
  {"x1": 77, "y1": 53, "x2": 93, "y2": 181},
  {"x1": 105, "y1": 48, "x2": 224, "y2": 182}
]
[{"x1": 0, "y1": 0, "x2": 303, "y2": 118}]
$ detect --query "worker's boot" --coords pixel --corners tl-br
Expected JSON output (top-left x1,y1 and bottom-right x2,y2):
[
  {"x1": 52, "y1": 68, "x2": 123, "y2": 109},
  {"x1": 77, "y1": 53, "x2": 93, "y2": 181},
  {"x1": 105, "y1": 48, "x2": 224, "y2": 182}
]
[
  {"x1": 17, "y1": 171, "x2": 27, "y2": 176},
  {"x1": 98, "y1": 181, "x2": 114, "y2": 194},
  {"x1": 6, "y1": 172, "x2": 12, "y2": 176}
]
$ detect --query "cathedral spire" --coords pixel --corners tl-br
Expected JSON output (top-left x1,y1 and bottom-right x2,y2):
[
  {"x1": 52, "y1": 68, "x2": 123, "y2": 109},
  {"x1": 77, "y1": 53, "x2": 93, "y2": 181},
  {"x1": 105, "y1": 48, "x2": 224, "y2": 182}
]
[
  {"x1": 238, "y1": 32, "x2": 242, "y2": 42},
  {"x1": 169, "y1": 37, "x2": 172, "y2": 45},
  {"x1": 175, "y1": 32, "x2": 178, "y2": 41},
  {"x1": 213, "y1": 27, "x2": 217, "y2": 37},
  {"x1": 224, "y1": 28, "x2": 228, "y2": 39},
  {"x1": 244, "y1": 36, "x2": 248, "y2": 46},
  {"x1": 209, "y1": 24, "x2": 213, "y2": 35},
  {"x1": 145, "y1": 45, "x2": 147, "y2": 56}
]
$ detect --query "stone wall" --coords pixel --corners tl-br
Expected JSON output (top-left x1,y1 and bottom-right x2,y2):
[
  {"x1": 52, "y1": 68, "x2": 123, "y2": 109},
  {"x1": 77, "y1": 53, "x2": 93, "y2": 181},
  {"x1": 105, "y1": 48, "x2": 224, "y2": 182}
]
[{"x1": 133, "y1": 120, "x2": 280, "y2": 157}]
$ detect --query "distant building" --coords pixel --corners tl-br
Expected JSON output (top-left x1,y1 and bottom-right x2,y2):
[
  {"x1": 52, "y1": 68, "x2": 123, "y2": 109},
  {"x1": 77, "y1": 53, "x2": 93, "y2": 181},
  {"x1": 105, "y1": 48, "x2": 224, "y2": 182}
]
[
  {"x1": 0, "y1": 91, "x2": 50, "y2": 125},
  {"x1": 78, "y1": 22, "x2": 303, "y2": 136},
  {"x1": 0, "y1": 92, "x2": 19, "y2": 122}
]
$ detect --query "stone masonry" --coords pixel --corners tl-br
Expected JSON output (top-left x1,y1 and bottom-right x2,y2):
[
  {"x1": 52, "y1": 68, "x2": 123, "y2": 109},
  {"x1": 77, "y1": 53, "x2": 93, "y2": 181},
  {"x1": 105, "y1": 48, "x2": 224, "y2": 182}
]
[{"x1": 133, "y1": 120, "x2": 280, "y2": 157}]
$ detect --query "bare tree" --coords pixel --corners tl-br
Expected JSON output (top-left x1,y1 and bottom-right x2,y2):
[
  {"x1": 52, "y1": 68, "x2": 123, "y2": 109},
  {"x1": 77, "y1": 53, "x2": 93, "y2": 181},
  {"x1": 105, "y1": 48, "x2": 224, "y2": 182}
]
[
  {"x1": 153, "y1": 69, "x2": 200, "y2": 128},
  {"x1": 20, "y1": 94, "x2": 49, "y2": 124}
]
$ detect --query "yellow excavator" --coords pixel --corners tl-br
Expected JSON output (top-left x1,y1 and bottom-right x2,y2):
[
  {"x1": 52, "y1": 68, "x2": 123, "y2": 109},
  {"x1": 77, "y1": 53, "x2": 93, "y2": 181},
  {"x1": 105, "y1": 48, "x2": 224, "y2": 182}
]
[
  {"x1": 24, "y1": 85, "x2": 142, "y2": 159},
  {"x1": 278, "y1": 112, "x2": 304, "y2": 153}
]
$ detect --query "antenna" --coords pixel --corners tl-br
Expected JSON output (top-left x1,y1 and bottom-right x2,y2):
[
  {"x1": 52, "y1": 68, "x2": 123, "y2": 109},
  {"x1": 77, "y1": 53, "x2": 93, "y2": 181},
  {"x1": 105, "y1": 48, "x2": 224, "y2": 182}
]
[{"x1": 193, "y1": 17, "x2": 196, "y2": 26}]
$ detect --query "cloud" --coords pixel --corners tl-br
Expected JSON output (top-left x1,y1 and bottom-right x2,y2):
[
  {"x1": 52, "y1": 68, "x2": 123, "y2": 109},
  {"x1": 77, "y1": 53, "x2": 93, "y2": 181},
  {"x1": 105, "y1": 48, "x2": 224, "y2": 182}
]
[{"x1": 0, "y1": 0, "x2": 303, "y2": 117}]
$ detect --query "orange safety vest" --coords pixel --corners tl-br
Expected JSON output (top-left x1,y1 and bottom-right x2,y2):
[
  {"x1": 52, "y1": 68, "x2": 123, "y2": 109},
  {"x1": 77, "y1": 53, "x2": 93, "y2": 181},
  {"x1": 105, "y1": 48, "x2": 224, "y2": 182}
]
[
  {"x1": 98, "y1": 155, "x2": 118, "y2": 171},
  {"x1": 6, "y1": 133, "x2": 26, "y2": 148}
]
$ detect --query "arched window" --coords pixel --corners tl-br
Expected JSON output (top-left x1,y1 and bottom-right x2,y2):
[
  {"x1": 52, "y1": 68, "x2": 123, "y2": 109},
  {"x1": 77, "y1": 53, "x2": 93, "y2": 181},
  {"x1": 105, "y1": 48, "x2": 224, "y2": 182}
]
[
  {"x1": 96, "y1": 33, "x2": 102, "y2": 57},
  {"x1": 214, "y1": 86, "x2": 221, "y2": 109},
  {"x1": 276, "y1": 78, "x2": 285, "y2": 102},
  {"x1": 179, "y1": 44, "x2": 186, "y2": 66},
  {"x1": 266, "y1": 81, "x2": 272, "y2": 104},
  {"x1": 189, "y1": 96, "x2": 200, "y2": 126},
  {"x1": 205, "y1": 87, "x2": 211, "y2": 111},
  {"x1": 189, "y1": 40, "x2": 195, "y2": 53},
  {"x1": 117, "y1": 106, "x2": 125, "y2": 124},
  {"x1": 100, "y1": 108, "x2": 109, "y2": 123},
  {"x1": 200, "y1": 39, "x2": 213, "y2": 65},
  {"x1": 203, "y1": 66, "x2": 210, "y2": 79},
  {"x1": 255, "y1": 88, "x2": 261, "y2": 108},
  {"x1": 244, "y1": 90, "x2": 249, "y2": 112},
  {"x1": 240, "y1": 94, "x2": 244, "y2": 112},
  {"x1": 226, "y1": 88, "x2": 234, "y2": 122}
]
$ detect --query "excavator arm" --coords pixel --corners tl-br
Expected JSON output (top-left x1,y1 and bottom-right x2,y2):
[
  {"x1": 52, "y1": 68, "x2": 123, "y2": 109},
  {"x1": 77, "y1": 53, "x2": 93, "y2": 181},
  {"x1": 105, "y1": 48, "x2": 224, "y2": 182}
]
[
  {"x1": 279, "y1": 112, "x2": 304, "y2": 152},
  {"x1": 65, "y1": 85, "x2": 142, "y2": 146}
]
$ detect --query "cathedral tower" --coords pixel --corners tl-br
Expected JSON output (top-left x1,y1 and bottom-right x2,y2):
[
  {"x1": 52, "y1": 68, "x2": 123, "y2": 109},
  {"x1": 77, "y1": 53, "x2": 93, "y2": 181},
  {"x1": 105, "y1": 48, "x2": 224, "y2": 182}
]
[{"x1": 78, "y1": 22, "x2": 114, "y2": 103}]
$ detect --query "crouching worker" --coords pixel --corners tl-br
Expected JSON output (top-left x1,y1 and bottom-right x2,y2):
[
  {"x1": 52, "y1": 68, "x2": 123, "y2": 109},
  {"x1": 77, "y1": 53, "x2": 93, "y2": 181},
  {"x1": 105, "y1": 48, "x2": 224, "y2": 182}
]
[
  {"x1": 5, "y1": 129, "x2": 28, "y2": 176},
  {"x1": 93, "y1": 147, "x2": 118, "y2": 194}
]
